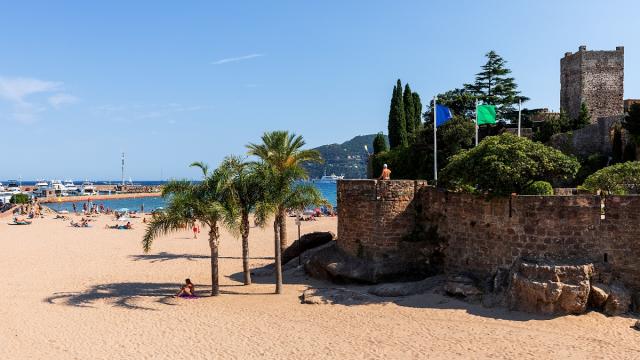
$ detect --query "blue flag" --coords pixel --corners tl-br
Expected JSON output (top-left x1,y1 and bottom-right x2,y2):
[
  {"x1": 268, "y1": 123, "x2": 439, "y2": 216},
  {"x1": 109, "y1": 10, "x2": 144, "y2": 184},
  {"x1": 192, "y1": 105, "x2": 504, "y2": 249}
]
[{"x1": 435, "y1": 104, "x2": 453, "y2": 127}]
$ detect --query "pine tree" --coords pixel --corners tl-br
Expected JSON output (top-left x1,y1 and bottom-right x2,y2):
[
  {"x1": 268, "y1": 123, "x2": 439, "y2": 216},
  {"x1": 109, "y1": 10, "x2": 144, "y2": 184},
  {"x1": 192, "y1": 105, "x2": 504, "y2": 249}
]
[
  {"x1": 464, "y1": 51, "x2": 528, "y2": 115},
  {"x1": 373, "y1": 132, "x2": 388, "y2": 154},
  {"x1": 573, "y1": 102, "x2": 591, "y2": 130},
  {"x1": 403, "y1": 83, "x2": 415, "y2": 140},
  {"x1": 388, "y1": 79, "x2": 407, "y2": 149},
  {"x1": 623, "y1": 103, "x2": 640, "y2": 145},
  {"x1": 412, "y1": 92, "x2": 422, "y2": 131}
]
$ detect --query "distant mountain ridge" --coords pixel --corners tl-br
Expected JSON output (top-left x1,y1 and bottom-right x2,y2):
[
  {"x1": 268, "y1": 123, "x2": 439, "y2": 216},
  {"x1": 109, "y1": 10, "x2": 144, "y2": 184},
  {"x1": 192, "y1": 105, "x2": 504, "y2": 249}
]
[{"x1": 303, "y1": 134, "x2": 388, "y2": 179}]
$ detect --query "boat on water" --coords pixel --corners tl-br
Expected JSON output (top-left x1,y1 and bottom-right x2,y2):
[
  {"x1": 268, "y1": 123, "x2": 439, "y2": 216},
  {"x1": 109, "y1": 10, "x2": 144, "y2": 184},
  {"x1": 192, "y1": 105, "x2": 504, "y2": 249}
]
[
  {"x1": 80, "y1": 181, "x2": 98, "y2": 196},
  {"x1": 63, "y1": 180, "x2": 79, "y2": 194},
  {"x1": 32, "y1": 180, "x2": 50, "y2": 197},
  {"x1": 5, "y1": 180, "x2": 21, "y2": 193},
  {"x1": 316, "y1": 173, "x2": 345, "y2": 183},
  {"x1": 50, "y1": 180, "x2": 68, "y2": 196}
]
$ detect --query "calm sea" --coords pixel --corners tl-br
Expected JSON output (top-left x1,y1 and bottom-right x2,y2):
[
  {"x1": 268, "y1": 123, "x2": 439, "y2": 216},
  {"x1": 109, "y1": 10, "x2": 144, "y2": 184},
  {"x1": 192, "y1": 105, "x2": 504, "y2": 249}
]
[{"x1": 44, "y1": 181, "x2": 337, "y2": 212}]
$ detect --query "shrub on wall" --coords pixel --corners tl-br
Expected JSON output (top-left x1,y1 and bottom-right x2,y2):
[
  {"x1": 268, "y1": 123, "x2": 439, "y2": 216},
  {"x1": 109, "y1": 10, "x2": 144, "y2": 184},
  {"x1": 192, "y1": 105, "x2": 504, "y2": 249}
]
[
  {"x1": 582, "y1": 161, "x2": 640, "y2": 195},
  {"x1": 10, "y1": 193, "x2": 30, "y2": 204},
  {"x1": 440, "y1": 133, "x2": 579, "y2": 195},
  {"x1": 522, "y1": 181, "x2": 553, "y2": 195}
]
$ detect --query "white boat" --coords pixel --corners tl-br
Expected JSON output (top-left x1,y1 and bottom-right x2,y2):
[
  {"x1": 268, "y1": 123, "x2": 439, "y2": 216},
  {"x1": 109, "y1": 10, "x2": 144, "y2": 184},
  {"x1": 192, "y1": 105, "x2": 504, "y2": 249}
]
[
  {"x1": 317, "y1": 174, "x2": 345, "y2": 183},
  {"x1": 32, "y1": 180, "x2": 50, "y2": 197},
  {"x1": 0, "y1": 182, "x2": 3, "y2": 191},
  {"x1": 80, "y1": 181, "x2": 98, "y2": 196},
  {"x1": 63, "y1": 180, "x2": 79, "y2": 194},
  {"x1": 50, "y1": 180, "x2": 68, "y2": 196},
  {"x1": 6, "y1": 180, "x2": 20, "y2": 193}
]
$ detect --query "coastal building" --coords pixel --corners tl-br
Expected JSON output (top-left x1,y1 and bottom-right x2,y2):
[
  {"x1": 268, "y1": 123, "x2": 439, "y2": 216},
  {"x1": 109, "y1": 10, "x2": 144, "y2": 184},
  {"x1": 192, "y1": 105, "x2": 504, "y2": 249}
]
[{"x1": 560, "y1": 46, "x2": 624, "y2": 122}]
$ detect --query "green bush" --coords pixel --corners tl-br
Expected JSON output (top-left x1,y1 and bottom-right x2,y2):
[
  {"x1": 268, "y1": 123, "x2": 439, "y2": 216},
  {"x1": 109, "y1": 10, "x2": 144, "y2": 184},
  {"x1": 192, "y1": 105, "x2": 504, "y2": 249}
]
[
  {"x1": 10, "y1": 193, "x2": 30, "y2": 204},
  {"x1": 582, "y1": 161, "x2": 640, "y2": 195},
  {"x1": 440, "y1": 133, "x2": 579, "y2": 196},
  {"x1": 522, "y1": 181, "x2": 553, "y2": 195}
]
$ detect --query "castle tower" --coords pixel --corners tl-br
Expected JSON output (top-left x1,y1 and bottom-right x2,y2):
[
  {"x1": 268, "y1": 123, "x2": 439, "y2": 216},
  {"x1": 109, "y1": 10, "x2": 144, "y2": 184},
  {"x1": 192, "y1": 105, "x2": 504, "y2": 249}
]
[{"x1": 560, "y1": 45, "x2": 624, "y2": 122}]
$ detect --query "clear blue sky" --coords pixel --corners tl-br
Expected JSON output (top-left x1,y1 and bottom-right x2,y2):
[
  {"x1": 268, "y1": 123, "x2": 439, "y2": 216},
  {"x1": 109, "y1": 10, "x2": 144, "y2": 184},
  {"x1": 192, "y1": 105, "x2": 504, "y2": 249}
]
[{"x1": 1, "y1": 0, "x2": 638, "y2": 180}]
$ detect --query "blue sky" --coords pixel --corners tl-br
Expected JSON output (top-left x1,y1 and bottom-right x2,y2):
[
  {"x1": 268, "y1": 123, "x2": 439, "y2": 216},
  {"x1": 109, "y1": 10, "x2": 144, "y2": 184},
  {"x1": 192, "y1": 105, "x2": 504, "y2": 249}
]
[{"x1": 1, "y1": 0, "x2": 638, "y2": 180}]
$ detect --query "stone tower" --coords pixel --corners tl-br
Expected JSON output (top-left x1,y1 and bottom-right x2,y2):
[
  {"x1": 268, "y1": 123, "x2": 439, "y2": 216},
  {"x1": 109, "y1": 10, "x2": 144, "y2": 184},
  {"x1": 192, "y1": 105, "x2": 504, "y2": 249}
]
[{"x1": 560, "y1": 45, "x2": 624, "y2": 122}]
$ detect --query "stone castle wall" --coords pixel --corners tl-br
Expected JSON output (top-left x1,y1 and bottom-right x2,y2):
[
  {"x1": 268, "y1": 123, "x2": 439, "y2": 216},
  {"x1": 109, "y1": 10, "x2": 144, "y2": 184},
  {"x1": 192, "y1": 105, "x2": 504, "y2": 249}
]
[
  {"x1": 560, "y1": 46, "x2": 624, "y2": 122},
  {"x1": 337, "y1": 180, "x2": 640, "y2": 291}
]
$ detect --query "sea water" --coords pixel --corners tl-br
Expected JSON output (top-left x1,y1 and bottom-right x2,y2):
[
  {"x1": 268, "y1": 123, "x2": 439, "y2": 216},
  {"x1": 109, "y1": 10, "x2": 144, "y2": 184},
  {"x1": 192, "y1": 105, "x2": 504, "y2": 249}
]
[{"x1": 44, "y1": 181, "x2": 338, "y2": 213}]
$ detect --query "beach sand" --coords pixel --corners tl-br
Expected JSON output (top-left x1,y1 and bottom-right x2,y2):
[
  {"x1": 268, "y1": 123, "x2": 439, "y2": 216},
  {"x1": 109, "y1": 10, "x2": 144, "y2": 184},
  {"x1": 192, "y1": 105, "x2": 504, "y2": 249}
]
[{"x1": 1, "y1": 213, "x2": 639, "y2": 359}]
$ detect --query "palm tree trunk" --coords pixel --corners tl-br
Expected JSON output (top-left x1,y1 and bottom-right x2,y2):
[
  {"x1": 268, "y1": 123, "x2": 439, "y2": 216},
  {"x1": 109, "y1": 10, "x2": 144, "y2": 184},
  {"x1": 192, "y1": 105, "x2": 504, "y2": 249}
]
[
  {"x1": 279, "y1": 208, "x2": 287, "y2": 253},
  {"x1": 273, "y1": 216, "x2": 283, "y2": 294},
  {"x1": 241, "y1": 211, "x2": 251, "y2": 285},
  {"x1": 208, "y1": 226, "x2": 220, "y2": 296}
]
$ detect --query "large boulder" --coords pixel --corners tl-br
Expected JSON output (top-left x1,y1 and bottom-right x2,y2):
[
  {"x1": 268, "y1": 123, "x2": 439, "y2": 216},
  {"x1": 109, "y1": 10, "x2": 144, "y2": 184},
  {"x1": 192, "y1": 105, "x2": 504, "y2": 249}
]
[
  {"x1": 282, "y1": 231, "x2": 335, "y2": 265},
  {"x1": 603, "y1": 282, "x2": 631, "y2": 316},
  {"x1": 368, "y1": 275, "x2": 445, "y2": 297},
  {"x1": 507, "y1": 259, "x2": 594, "y2": 315},
  {"x1": 444, "y1": 275, "x2": 483, "y2": 300},
  {"x1": 304, "y1": 241, "x2": 429, "y2": 283},
  {"x1": 589, "y1": 283, "x2": 610, "y2": 308}
]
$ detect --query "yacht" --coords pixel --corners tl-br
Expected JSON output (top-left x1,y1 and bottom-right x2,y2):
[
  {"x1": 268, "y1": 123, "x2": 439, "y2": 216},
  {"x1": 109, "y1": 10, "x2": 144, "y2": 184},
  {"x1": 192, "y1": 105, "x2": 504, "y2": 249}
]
[
  {"x1": 32, "y1": 180, "x2": 50, "y2": 197},
  {"x1": 63, "y1": 180, "x2": 79, "y2": 194},
  {"x1": 50, "y1": 180, "x2": 68, "y2": 196},
  {"x1": 317, "y1": 173, "x2": 345, "y2": 183},
  {"x1": 6, "y1": 180, "x2": 21, "y2": 193},
  {"x1": 0, "y1": 182, "x2": 3, "y2": 191},
  {"x1": 80, "y1": 181, "x2": 98, "y2": 196}
]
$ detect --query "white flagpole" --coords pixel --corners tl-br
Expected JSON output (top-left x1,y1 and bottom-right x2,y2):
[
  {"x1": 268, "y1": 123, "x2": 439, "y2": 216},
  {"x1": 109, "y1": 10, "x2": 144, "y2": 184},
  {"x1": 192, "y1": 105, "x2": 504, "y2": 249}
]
[
  {"x1": 475, "y1": 99, "x2": 479, "y2": 146},
  {"x1": 517, "y1": 98, "x2": 522, "y2": 137},
  {"x1": 433, "y1": 96, "x2": 438, "y2": 183}
]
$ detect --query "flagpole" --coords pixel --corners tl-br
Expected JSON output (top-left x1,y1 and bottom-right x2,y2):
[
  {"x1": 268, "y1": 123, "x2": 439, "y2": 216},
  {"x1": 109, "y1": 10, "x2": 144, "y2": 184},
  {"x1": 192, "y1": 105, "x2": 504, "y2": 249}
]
[
  {"x1": 433, "y1": 96, "x2": 437, "y2": 183},
  {"x1": 475, "y1": 99, "x2": 479, "y2": 146},
  {"x1": 517, "y1": 98, "x2": 522, "y2": 137}
]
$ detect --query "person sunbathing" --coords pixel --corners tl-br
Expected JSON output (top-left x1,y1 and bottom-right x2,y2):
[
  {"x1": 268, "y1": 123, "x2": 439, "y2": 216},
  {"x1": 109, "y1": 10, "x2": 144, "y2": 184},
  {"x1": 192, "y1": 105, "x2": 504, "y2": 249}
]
[
  {"x1": 175, "y1": 279, "x2": 195, "y2": 298},
  {"x1": 12, "y1": 217, "x2": 32, "y2": 225},
  {"x1": 105, "y1": 222, "x2": 133, "y2": 230}
]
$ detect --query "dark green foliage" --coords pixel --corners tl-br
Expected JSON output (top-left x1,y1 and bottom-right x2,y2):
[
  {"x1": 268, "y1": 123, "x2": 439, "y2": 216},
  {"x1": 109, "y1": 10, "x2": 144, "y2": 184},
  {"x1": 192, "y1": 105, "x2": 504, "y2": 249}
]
[
  {"x1": 412, "y1": 92, "x2": 423, "y2": 131},
  {"x1": 10, "y1": 193, "x2": 30, "y2": 204},
  {"x1": 623, "y1": 103, "x2": 640, "y2": 144},
  {"x1": 624, "y1": 142, "x2": 637, "y2": 162},
  {"x1": 574, "y1": 102, "x2": 591, "y2": 130},
  {"x1": 582, "y1": 161, "x2": 640, "y2": 195},
  {"x1": 533, "y1": 111, "x2": 571, "y2": 143},
  {"x1": 427, "y1": 88, "x2": 477, "y2": 119},
  {"x1": 440, "y1": 133, "x2": 579, "y2": 195},
  {"x1": 574, "y1": 153, "x2": 608, "y2": 186},
  {"x1": 612, "y1": 127, "x2": 624, "y2": 164},
  {"x1": 522, "y1": 181, "x2": 553, "y2": 195},
  {"x1": 464, "y1": 51, "x2": 528, "y2": 115},
  {"x1": 403, "y1": 84, "x2": 416, "y2": 140},
  {"x1": 388, "y1": 79, "x2": 407, "y2": 149},
  {"x1": 373, "y1": 132, "x2": 388, "y2": 154}
]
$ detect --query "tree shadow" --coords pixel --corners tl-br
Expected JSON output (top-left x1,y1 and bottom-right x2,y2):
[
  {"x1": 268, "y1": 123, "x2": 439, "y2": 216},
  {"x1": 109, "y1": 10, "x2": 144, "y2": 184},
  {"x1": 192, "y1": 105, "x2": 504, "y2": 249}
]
[
  {"x1": 128, "y1": 252, "x2": 210, "y2": 263},
  {"x1": 44, "y1": 282, "x2": 212, "y2": 310}
]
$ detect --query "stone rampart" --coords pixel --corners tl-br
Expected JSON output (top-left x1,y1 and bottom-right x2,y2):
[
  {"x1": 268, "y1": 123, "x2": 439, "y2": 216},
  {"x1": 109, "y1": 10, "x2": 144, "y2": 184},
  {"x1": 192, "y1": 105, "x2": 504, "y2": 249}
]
[{"x1": 337, "y1": 180, "x2": 640, "y2": 291}]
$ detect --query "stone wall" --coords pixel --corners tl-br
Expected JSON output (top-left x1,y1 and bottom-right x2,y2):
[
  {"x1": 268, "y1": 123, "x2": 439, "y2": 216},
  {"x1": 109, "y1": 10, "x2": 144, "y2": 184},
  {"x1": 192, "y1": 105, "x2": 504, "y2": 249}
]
[
  {"x1": 549, "y1": 116, "x2": 623, "y2": 157},
  {"x1": 337, "y1": 180, "x2": 640, "y2": 291},
  {"x1": 560, "y1": 46, "x2": 624, "y2": 122}
]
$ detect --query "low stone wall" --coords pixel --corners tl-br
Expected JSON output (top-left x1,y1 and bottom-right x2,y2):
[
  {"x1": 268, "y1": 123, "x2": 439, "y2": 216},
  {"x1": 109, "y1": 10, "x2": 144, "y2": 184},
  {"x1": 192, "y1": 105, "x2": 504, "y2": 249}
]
[{"x1": 337, "y1": 180, "x2": 640, "y2": 291}]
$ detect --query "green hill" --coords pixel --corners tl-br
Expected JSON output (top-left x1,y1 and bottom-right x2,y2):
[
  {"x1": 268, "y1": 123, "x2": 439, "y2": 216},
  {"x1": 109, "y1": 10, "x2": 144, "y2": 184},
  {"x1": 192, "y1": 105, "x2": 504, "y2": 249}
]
[{"x1": 303, "y1": 134, "x2": 388, "y2": 179}]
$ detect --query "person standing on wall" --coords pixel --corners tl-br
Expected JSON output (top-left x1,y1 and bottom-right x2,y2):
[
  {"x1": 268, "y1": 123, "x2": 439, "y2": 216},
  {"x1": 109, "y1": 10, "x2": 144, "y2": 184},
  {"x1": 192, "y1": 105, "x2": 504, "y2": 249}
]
[{"x1": 378, "y1": 164, "x2": 391, "y2": 180}]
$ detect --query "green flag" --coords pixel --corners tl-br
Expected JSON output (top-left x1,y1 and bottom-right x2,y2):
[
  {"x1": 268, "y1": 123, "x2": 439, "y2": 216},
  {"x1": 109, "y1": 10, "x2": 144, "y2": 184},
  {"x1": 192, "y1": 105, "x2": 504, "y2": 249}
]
[{"x1": 477, "y1": 105, "x2": 496, "y2": 125}]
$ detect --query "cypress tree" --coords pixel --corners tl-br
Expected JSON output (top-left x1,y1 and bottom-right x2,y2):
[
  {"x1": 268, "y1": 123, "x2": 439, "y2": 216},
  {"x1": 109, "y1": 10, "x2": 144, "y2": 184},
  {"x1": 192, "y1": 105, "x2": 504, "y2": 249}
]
[
  {"x1": 388, "y1": 79, "x2": 407, "y2": 148},
  {"x1": 403, "y1": 84, "x2": 415, "y2": 140},
  {"x1": 574, "y1": 102, "x2": 591, "y2": 130},
  {"x1": 623, "y1": 103, "x2": 640, "y2": 145},
  {"x1": 412, "y1": 92, "x2": 422, "y2": 132},
  {"x1": 373, "y1": 132, "x2": 388, "y2": 154}
]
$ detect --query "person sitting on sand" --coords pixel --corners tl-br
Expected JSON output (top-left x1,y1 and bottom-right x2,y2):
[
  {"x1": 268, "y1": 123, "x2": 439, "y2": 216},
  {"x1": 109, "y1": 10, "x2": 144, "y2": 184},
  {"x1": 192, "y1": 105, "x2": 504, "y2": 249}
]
[{"x1": 175, "y1": 279, "x2": 195, "y2": 298}]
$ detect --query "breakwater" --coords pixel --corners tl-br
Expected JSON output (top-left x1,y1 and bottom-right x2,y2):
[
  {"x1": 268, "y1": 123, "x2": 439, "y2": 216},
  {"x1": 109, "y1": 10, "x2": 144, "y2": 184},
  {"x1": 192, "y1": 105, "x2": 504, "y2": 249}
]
[{"x1": 39, "y1": 192, "x2": 161, "y2": 204}]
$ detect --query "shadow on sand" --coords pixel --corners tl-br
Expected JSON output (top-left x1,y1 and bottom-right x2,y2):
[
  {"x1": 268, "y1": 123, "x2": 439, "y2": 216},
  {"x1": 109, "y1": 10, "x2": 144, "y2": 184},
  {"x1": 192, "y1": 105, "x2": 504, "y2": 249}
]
[
  {"x1": 129, "y1": 252, "x2": 273, "y2": 263},
  {"x1": 44, "y1": 282, "x2": 213, "y2": 310}
]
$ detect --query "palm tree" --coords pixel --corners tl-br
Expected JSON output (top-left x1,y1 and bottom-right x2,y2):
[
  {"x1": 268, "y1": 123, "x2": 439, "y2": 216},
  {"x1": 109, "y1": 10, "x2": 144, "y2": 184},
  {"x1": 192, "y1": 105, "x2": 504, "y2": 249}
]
[
  {"x1": 217, "y1": 155, "x2": 266, "y2": 285},
  {"x1": 142, "y1": 169, "x2": 235, "y2": 296},
  {"x1": 247, "y1": 131, "x2": 326, "y2": 294},
  {"x1": 247, "y1": 130, "x2": 323, "y2": 251}
]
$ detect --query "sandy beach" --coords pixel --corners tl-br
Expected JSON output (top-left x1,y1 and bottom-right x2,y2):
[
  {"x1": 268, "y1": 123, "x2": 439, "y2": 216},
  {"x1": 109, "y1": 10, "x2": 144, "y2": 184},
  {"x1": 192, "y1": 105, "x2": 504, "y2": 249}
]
[{"x1": 1, "y1": 213, "x2": 639, "y2": 360}]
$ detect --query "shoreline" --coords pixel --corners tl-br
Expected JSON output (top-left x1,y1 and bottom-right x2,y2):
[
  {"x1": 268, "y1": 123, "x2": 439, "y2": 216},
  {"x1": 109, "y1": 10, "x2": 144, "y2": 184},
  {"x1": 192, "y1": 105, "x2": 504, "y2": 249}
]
[{"x1": 38, "y1": 192, "x2": 161, "y2": 204}]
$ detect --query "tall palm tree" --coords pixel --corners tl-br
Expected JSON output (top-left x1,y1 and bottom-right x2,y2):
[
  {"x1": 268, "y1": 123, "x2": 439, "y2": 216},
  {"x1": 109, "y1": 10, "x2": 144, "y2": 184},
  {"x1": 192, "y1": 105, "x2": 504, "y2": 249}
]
[
  {"x1": 247, "y1": 131, "x2": 326, "y2": 294},
  {"x1": 247, "y1": 130, "x2": 323, "y2": 251},
  {"x1": 217, "y1": 155, "x2": 266, "y2": 285},
  {"x1": 142, "y1": 169, "x2": 235, "y2": 296}
]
